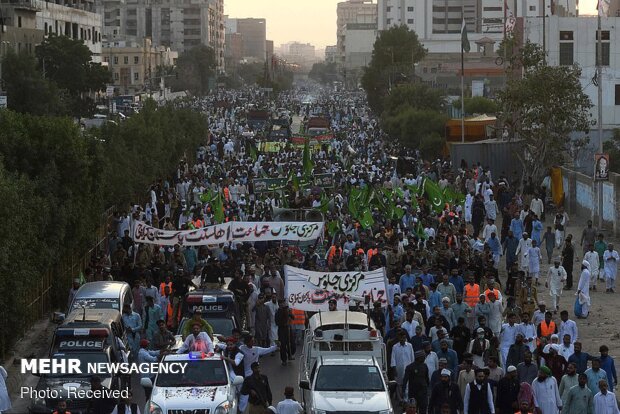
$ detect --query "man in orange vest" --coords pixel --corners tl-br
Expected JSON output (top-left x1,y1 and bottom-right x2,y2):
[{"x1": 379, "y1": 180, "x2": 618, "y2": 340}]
[
  {"x1": 536, "y1": 311, "x2": 557, "y2": 347},
  {"x1": 464, "y1": 277, "x2": 480, "y2": 329},
  {"x1": 290, "y1": 308, "x2": 306, "y2": 346},
  {"x1": 159, "y1": 274, "x2": 173, "y2": 297}
]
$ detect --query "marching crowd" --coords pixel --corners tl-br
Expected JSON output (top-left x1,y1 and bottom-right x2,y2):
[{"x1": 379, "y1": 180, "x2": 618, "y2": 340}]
[{"x1": 61, "y1": 85, "x2": 620, "y2": 414}]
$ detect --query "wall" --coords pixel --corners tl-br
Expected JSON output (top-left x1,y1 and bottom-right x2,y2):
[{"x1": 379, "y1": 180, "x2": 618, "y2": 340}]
[
  {"x1": 449, "y1": 139, "x2": 524, "y2": 178},
  {"x1": 561, "y1": 166, "x2": 620, "y2": 237}
]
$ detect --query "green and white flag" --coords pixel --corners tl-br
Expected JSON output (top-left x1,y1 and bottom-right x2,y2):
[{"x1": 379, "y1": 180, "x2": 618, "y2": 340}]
[{"x1": 461, "y1": 19, "x2": 471, "y2": 53}]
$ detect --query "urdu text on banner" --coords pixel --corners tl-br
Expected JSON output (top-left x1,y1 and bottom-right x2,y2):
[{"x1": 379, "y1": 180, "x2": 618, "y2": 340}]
[
  {"x1": 284, "y1": 265, "x2": 388, "y2": 311},
  {"x1": 132, "y1": 220, "x2": 324, "y2": 245}
]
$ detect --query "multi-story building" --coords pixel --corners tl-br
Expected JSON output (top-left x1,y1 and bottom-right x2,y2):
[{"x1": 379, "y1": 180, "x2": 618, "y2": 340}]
[
  {"x1": 325, "y1": 45, "x2": 338, "y2": 63},
  {"x1": 0, "y1": 0, "x2": 102, "y2": 64},
  {"x1": 102, "y1": 37, "x2": 177, "y2": 95},
  {"x1": 337, "y1": 0, "x2": 377, "y2": 67},
  {"x1": 235, "y1": 18, "x2": 266, "y2": 60},
  {"x1": 378, "y1": 0, "x2": 576, "y2": 52},
  {"x1": 523, "y1": 15, "x2": 620, "y2": 128},
  {"x1": 343, "y1": 22, "x2": 377, "y2": 86},
  {"x1": 97, "y1": 0, "x2": 224, "y2": 72}
]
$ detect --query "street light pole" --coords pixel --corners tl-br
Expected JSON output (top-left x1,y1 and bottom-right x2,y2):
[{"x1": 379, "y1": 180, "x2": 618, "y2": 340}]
[{"x1": 597, "y1": 11, "x2": 603, "y2": 228}]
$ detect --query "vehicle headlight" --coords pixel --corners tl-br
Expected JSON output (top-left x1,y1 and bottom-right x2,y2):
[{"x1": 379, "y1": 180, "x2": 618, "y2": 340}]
[
  {"x1": 215, "y1": 402, "x2": 231, "y2": 414},
  {"x1": 379, "y1": 410, "x2": 393, "y2": 414},
  {"x1": 312, "y1": 409, "x2": 326, "y2": 414},
  {"x1": 148, "y1": 401, "x2": 163, "y2": 414}
]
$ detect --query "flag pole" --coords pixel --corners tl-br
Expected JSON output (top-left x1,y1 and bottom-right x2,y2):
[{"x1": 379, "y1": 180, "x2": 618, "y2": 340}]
[{"x1": 461, "y1": 17, "x2": 466, "y2": 143}]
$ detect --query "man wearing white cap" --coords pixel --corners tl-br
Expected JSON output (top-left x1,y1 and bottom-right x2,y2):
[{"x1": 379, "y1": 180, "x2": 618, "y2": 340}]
[
  {"x1": 577, "y1": 260, "x2": 591, "y2": 318},
  {"x1": 497, "y1": 366, "x2": 520, "y2": 414},
  {"x1": 429, "y1": 368, "x2": 463, "y2": 414}
]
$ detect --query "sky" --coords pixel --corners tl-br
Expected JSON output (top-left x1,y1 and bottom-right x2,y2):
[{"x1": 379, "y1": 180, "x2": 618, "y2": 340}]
[{"x1": 224, "y1": 0, "x2": 598, "y2": 51}]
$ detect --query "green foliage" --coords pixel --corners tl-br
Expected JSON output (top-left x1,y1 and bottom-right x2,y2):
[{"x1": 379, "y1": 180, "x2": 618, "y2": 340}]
[
  {"x1": 361, "y1": 25, "x2": 427, "y2": 113},
  {"x1": 171, "y1": 45, "x2": 216, "y2": 96},
  {"x1": 1, "y1": 50, "x2": 62, "y2": 116},
  {"x1": 0, "y1": 103, "x2": 208, "y2": 357},
  {"x1": 308, "y1": 62, "x2": 339, "y2": 84},
  {"x1": 497, "y1": 41, "x2": 593, "y2": 179},
  {"x1": 237, "y1": 62, "x2": 265, "y2": 85},
  {"x1": 36, "y1": 35, "x2": 110, "y2": 117},
  {"x1": 381, "y1": 83, "x2": 447, "y2": 156},
  {"x1": 452, "y1": 96, "x2": 498, "y2": 115},
  {"x1": 382, "y1": 83, "x2": 445, "y2": 116}
]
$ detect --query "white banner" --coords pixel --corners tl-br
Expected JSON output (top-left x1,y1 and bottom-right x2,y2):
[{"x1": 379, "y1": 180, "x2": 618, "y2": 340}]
[
  {"x1": 284, "y1": 265, "x2": 388, "y2": 311},
  {"x1": 132, "y1": 220, "x2": 324, "y2": 246}
]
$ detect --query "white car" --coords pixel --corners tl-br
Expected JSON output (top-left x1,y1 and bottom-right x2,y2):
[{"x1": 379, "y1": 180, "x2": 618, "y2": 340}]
[
  {"x1": 299, "y1": 356, "x2": 394, "y2": 414},
  {"x1": 143, "y1": 352, "x2": 243, "y2": 414}
]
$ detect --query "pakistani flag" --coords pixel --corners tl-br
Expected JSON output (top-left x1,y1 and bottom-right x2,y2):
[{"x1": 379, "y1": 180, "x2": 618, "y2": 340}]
[
  {"x1": 213, "y1": 192, "x2": 225, "y2": 224},
  {"x1": 461, "y1": 19, "x2": 471, "y2": 53},
  {"x1": 359, "y1": 208, "x2": 375, "y2": 229},
  {"x1": 424, "y1": 179, "x2": 445, "y2": 213}
]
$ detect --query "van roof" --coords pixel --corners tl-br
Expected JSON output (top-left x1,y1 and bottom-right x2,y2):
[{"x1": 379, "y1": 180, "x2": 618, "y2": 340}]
[
  {"x1": 318, "y1": 355, "x2": 376, "y2": 366},
  {"x1": 308, "y1": 311, "x2": 375, "y2": 331},
  {"x1": 75, "y1": 281, "x2": 129, "y2": 299},
  {"x1": 62, "y1": 309, "x2": 121, "y2": 326}
]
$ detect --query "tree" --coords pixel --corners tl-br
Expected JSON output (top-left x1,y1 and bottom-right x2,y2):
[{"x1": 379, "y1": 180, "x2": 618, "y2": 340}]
[
  {"x1": 382, "y1": 83, "x2": 445, "y2": 116},
  {"x1": 497, "y1": 41, "x2": 593, "y2": 180},
  {"x1": 36, "y1": 35, "x2": 110, "y2": 117},
  {"x1": 171, "y1": 45, "x2": 216, "y2": 95},
  {"x1": 308, "y1": 62, "x2": 339, "y2": 84},
  {"x1": 452, "y1": 96, "x2": 498, "y2": 115},
  {"x1": 381, "y1": 83, "x2": 448, "y2": 156},
  {"x1": 361, "y1": 25, "x2": 427, "y2": 113},
  {"x1": 1, "y1": 50, "x2": 62, "y2": 116}
]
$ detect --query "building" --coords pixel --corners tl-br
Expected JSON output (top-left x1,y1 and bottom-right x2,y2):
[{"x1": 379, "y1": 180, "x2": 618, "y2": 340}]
[
  {"x1": 325, "y1": 45, "x2": 338, "y2": 63},
  {"x1": 0, "y1": 0, "x2": 102, "y2": 69},
  {"x1": 523, "y1": 15, "x2": 620, "y2": 128},
  {"x1": 343, "y1": 22, "x2": 377, "y2": 86},
  {"x1": 37, "y1": 0, "x2": 103, "y2": 61},
  {"x1": 102, "y1": 37, "x2": 177, "y2": 95},
  {"x1": 377, "y1": 0, "x2": 576, "y2": 53},
  {"x1": 236, "y1": 18, "x2": 266, "y2": 60},
  {"x1": 97, "y1": 0, "x2": 224, "y2": 72},
  {"x1": 337, "y1": 0, "x2": 377, "y2": 67},
  {"x1": 0, "y1": 0, "x2": 43, "y2": 60}
]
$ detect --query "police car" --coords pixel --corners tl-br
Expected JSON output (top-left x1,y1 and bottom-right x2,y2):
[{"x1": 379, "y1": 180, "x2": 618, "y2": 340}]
[
  {"x1": 142, "y1": 351, "x2": 243, "y2": 414},
  {"x1": 182, "y1": 289, "x2": 238, "y2": 336},
  {"x1": 29, "y1": 309, "x2": 126, "y2": 414}
]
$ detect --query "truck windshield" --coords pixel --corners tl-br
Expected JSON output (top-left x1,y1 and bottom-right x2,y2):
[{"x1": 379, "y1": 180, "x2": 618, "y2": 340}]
[
  {"x1": 155, "y1": 359, "x2": 228, "y2": 388},
  {"x1": 314, "y1": 365, "x2": 384, "y2": 392}
]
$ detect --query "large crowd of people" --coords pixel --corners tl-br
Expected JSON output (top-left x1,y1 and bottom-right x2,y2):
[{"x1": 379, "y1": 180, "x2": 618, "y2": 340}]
[{"x1": 67, "y1": 85, "x2": 620, "y2": 414}]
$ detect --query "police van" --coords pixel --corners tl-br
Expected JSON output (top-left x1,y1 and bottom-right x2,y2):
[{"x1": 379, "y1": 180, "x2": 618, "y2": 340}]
[
  {"x1": 69, "y1": 281, "x2": 132, "y2": 313},
  {"x1": 180, "y1": 289, "x2": 239, "y2": 337},
  {"x1": 142, "y1": 351, "x2": 243, "y2": 414},
  {"x1": 29, "y1": 309, "x2": 127, "y2": 414},
  {"x1": 298, "y1": 311, "x2": 395, "y2": 414}
]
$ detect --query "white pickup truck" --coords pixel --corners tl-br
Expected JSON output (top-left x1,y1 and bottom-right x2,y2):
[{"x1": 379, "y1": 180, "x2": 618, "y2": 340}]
[{"x1": 298, "y1": 311, "x2": 395, "y2": 414}]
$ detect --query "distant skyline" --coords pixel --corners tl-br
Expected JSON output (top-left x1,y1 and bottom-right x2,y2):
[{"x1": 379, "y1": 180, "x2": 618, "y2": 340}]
[{"x1": 224, "y1": 0, "x2": 598, "y2": 50}]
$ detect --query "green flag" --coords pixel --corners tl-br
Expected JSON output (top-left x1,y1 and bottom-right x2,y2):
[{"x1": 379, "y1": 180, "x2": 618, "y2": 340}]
[
  {"x1": 359, "y1": 208, "x2": 375, "y2": 229},
  {"x1": 213, "y1": 192, "x2": 225, "y2": 223},
  {"x1": 327, "y1": 220, "x2": 341, "y2": 237},
  {"x1": 318, "y1": 192, "x2": 330, "y2": 214},
  {"x1": 348, "y1": 187, "x2": 363, "y2": 219},
  {"x1": 302, "y1": 136, "x2": 314, "y2": 178},
  {"x1": 461, "y1": 19, "x2": 471, "y2": 53},
  {"x1": 416, "y1": 221, "x2": 427, "y2": 240},
  {"x1": 249, "y1": 140, "x2": 258, "y2": 162},
  {"x1": 424, "y1": 179, "x2": 445, "y2": 212}
]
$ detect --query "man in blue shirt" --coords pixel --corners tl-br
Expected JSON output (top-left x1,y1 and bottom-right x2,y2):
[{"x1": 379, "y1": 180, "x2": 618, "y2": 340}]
[
  {"x1": 436, "y1": 339, "x2": 458, "y2": 372},
  {"x1": 449, "y1": 269, "x2": 465, "y2": 294},
  {"x1": 599, "y1": 345, "x2": 617, "y2": 389},
  {"x1": 420, "y1": 266, "x2": 435, "y2": 287},
  {"x1": 487, "y1": 232, "x2": 502, "y2": 268},
  {"x1": 428, "y1": 283, "x2": 443, "y2": 310},
  {"x1": 399, "y1": 265, "x2": 416, "y2": 293},
  {"x1": 568, "y1": 342, "x2": 592, "y2": 374}
]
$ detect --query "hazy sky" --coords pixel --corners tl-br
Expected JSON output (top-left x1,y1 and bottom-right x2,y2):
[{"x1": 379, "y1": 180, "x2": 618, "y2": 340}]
[{"x1": 224, "y1": 0, "x2": 598, "y2": 50}]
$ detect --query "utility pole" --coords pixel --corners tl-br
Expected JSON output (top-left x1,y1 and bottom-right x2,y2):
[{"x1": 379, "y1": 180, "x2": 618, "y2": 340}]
[
  {"x1": 542, "y1": 0, "x2": 546, "y2": 62},
  {"x1": 597, "y1": 10, "x2": 603, "y2": 228}
]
